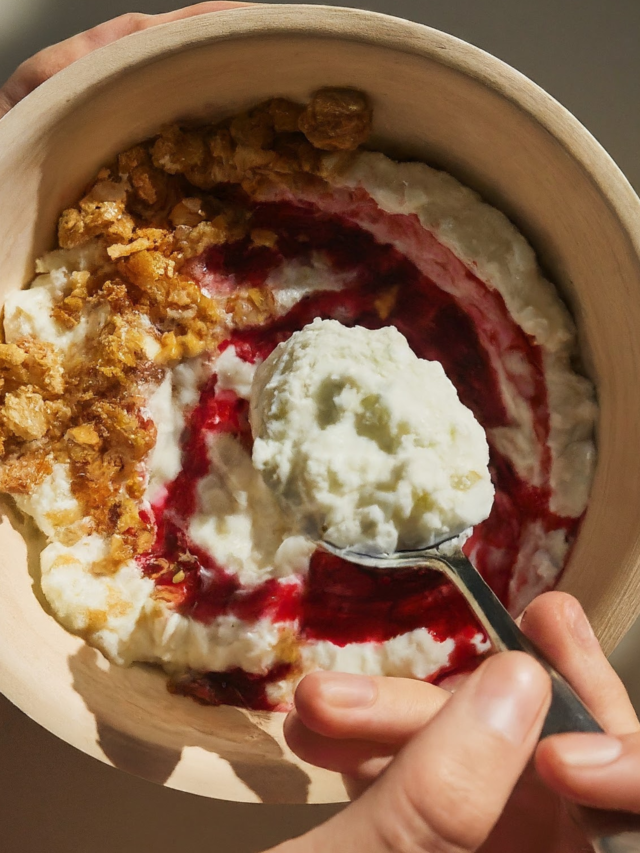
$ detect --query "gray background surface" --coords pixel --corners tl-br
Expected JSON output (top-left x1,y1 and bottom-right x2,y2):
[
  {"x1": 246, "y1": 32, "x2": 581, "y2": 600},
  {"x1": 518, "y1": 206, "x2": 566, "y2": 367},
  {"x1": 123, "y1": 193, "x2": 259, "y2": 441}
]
[{"x1": 1, "y1": 1, "x2": 639, "y2": 851}]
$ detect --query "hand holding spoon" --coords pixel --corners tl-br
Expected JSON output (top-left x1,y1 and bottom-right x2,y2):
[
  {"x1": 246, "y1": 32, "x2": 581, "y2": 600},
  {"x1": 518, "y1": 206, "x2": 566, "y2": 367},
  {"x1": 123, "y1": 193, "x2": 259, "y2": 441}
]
[
  {"x1": 321, "y1": 531, "x2": 601, "y2": 737},
  {"x1": 321, "y1": 533, "x2": 640, "y2": 853}
]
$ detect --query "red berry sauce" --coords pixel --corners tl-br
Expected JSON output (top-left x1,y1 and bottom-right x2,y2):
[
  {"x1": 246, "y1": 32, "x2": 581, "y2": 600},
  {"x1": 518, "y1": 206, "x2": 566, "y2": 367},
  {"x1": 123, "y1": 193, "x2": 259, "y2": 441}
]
[{"x1": 138, "y1": 194, "x2": 582, "y2": 710}]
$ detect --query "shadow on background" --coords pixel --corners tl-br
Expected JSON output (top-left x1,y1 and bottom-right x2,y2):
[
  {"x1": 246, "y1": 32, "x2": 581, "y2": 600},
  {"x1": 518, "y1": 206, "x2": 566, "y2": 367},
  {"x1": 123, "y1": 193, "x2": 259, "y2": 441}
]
[
  {"x1": 68, "y1": 645, "x2": 312, "y2": 805},
  {"x1": 0, "y1": 693, "x2": 341, "y2": 853}
]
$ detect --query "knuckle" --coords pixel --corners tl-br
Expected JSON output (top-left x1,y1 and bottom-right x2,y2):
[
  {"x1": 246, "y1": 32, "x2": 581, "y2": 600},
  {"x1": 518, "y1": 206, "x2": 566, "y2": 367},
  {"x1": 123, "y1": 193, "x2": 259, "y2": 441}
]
[
  {"x1": 11, "y1": 54, "x2": 51, "y2": 91},
  {"x1": 412, "y1": 783, "x2": 485, "y2": 852},
  {"x1": 374, "y1": 759, "x2": 492, "y2": 853},
  {"x1": 374, "y1": 788, "x2": 470, "y2": 853},
  {"x1": 0, "y1": 89, "x2": 14, "y2": 116},
  {"x1": 116, "y1": 12, "x2": 150, "y2": 32},
  {"x1": 83, "y1": 12, "x2": 150, "y2": 50},
  {"x1": 431, "y1": 762, "x2": 492, "y2": 847}
]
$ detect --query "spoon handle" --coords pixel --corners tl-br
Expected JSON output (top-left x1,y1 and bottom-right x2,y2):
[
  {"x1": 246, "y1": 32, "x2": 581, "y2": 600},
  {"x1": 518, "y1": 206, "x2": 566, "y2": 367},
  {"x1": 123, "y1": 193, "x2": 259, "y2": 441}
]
[
  {"x1": 434, "y1": 552, "x2": 603, "y2": 736},
  {"x1": 437, "y1": 552, "x2": 640, "y2": 850}
]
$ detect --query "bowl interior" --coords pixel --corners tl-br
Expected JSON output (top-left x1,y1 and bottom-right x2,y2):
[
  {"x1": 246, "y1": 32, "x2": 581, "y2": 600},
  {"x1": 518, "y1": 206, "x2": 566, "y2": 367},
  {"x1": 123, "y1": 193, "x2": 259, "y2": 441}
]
[{"x1": 1, "y1": 4, "x2": 640, "y2": 803}]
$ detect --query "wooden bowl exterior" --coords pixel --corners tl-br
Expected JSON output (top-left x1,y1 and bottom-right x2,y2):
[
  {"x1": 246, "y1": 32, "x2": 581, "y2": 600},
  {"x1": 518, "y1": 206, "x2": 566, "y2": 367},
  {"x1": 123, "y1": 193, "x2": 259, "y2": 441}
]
[{"x1": 1, "y1": 5, "x2": 639, "y2": 804}]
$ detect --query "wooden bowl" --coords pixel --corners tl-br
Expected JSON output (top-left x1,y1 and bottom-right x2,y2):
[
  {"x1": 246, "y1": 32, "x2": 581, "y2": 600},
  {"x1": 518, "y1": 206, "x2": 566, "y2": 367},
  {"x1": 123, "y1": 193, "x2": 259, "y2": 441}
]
[{"x1": 1, "y1": 5, "x2": 640, "y2": 805}]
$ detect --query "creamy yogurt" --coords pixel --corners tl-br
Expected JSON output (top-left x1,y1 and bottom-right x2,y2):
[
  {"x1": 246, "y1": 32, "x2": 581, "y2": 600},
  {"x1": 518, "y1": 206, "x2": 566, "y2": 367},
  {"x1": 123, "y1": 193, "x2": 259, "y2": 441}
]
[{"x1": 3, "y1": 139, "x2": 597, "y2": 709}]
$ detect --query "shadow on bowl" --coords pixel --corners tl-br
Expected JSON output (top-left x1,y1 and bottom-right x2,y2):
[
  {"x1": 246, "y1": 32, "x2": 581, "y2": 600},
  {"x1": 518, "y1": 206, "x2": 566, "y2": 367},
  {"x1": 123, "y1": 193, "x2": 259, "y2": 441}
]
[{"x1": 68, "y1": 645, "x2": 312, "y2": 803}]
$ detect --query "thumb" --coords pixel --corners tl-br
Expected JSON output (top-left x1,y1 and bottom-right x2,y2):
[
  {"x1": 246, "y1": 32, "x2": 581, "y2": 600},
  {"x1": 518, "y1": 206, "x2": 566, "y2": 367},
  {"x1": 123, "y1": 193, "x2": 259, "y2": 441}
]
[{"x1": 281, "y1": 652, "x2": 551, "y2": 853}]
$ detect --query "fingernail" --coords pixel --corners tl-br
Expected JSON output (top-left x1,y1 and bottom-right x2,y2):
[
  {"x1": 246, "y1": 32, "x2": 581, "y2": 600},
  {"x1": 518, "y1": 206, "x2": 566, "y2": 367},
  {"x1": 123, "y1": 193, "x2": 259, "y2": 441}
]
[
  {"x1": 473, "y1": 653, "x2": 549, "y2": 744},
  {"x1": 316, "y1": 672, "x2": 377, "y2": 708},
  {"x1": 553, "y1": 733, "x2": 623, "y2": 767},
  {"x1": 567, "y1": 599, "x2": 598, "y2": 647}
]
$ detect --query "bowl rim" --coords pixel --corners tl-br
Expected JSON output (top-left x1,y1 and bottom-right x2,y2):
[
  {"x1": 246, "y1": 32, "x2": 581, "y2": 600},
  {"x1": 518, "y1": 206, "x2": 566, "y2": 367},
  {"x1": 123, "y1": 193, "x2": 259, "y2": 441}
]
[
  {"x1": 2, "y1": 2, "x2": 639, "y2": 258},
  {"x1": 1, "y1": 2, "x2": 640, "y2": 802}
]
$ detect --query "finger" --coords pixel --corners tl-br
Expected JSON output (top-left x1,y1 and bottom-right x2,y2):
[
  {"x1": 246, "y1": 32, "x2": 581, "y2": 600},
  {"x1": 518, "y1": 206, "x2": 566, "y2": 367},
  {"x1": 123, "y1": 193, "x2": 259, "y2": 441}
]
[
  {"x1": 292, "y1": 670, "x2": 449, "y2": 743},
  {"x1": 537, "y1": 730, "x2": 640, "y2": 813},
  {"x1": 0, "y1": 3, "x2": 249, "y2": 115},
  {"x1": 152, "y1": 1, "x2": 252, "y2": 25},
  {"x1": 304, "y1": 652, "x2": 551, "y2": 853},
  {"x1": 286, "y1": 674, "x2": 448, "y2": 802},
  {"x1": 520, "y1": 591, "x2": 639, "y2": 734},
  {"x1": 284, "y1": 710, "x2": 395, "y2": 782}
]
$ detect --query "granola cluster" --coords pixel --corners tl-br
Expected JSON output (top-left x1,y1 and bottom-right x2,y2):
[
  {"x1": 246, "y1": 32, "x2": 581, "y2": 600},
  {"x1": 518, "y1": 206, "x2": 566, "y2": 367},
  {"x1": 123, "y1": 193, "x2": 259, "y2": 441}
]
[{"x1": 0, "y1": 89, "x2": 372, "y2": 572}]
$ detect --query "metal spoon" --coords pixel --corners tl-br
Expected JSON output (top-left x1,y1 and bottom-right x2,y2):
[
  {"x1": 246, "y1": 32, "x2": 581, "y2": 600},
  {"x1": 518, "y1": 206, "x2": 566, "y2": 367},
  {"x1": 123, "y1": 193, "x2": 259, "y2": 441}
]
[{"x1": 322, "y1": 534, "x2": 640, "y2": 851}]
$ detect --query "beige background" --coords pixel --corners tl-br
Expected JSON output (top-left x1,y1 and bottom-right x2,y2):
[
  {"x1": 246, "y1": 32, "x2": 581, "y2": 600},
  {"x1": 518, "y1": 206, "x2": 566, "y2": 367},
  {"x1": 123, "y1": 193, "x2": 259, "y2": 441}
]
[{"x1": 1, "y1": 1, "x2": 639, "y2": 850}]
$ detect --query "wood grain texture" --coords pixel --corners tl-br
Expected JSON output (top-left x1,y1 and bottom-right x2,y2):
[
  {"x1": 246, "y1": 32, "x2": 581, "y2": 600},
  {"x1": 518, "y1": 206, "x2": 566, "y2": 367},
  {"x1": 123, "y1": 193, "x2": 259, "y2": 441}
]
[{"x1": 0, "y1": 4, "x2": 639, "y2": 803}]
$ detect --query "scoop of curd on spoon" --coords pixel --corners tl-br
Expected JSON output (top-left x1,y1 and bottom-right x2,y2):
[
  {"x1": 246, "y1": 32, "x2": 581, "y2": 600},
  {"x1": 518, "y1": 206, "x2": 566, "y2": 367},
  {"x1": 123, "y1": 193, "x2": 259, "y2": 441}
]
[{"x1": 250, "y1": 316, "x2": 494, "y2": 554}]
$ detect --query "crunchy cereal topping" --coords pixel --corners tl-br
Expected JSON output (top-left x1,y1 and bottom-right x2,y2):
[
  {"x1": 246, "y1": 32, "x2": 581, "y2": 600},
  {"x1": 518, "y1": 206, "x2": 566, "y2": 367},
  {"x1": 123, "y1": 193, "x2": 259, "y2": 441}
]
[
  {"x1": 3, "y1": 386, "x2": 49, "y2": 441},
  {"x1": 1, "y1": 89, "x2": 372, "y2": 570},
  {"x1": 66, "y1": 424, "x2": 101, "y2": 447},
  {"x1": 0, "y1": 451, "x2": 52, "y2": 494},
  {"x1": 59, "y1": 199, "x2": 135, "y2": 249},
  {"x1": 298, "y1": 88, "x2": 372, "y2": 151}
]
